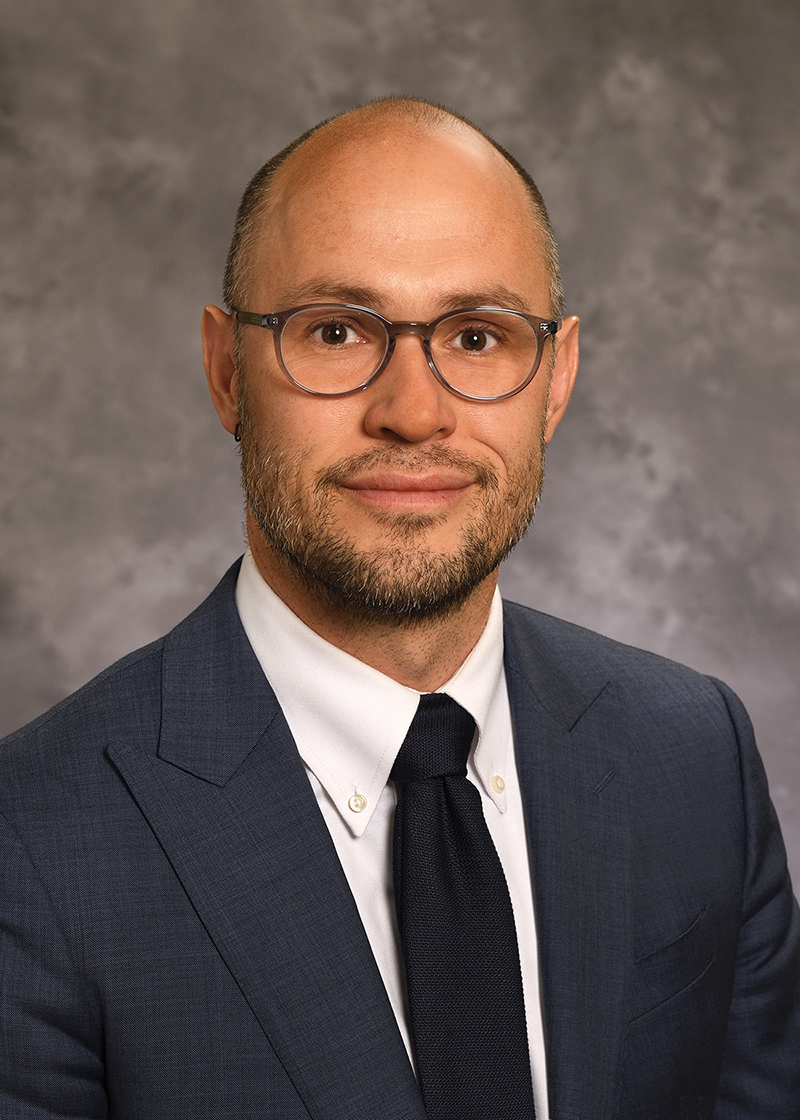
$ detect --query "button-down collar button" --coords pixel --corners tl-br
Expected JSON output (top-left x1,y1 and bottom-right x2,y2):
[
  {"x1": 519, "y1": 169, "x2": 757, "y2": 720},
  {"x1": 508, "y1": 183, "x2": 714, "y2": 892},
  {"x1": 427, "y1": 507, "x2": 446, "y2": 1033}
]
[
  {"x1": 490, "y1": 774, "x2": 505, "y2": 794},
  {"x1": 348, "y1": 793, "x2": 368, "y2": 813}
]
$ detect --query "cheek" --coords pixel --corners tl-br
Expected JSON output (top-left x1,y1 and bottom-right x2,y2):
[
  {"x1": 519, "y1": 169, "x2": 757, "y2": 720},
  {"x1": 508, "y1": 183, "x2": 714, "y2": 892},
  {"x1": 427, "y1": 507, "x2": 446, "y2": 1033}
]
[
  {"x1": 247, "y1": 384, "x2": 369, "y2": 465},
  {"x1": 469, "y1": 399, "x2": 546, "y2": 475}
]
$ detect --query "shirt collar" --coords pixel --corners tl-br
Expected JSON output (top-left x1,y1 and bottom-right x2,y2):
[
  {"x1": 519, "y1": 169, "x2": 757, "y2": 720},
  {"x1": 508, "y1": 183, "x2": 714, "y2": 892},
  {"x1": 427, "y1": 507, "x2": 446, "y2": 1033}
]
[{"x1": 235, "y1": 550, "x2": 508, "y2": 837}]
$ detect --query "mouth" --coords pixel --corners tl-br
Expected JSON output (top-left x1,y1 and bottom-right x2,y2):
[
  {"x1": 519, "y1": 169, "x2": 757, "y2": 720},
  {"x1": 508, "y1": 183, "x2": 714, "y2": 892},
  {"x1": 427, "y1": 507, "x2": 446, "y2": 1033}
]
[{"x1": 340, "y1": 471, "x2": 476, "y2": 512}]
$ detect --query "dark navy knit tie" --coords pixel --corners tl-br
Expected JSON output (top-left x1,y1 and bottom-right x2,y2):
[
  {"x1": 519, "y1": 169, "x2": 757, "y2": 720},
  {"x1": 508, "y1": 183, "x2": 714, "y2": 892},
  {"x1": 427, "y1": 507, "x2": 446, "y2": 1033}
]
[{"x1": 391, "y1": 692, "x2": 535, "y2": 1119}]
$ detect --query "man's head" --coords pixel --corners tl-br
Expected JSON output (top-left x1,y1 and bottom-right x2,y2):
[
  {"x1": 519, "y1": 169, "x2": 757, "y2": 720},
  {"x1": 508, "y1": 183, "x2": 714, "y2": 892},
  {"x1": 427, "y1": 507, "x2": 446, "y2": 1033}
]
[
  {"x1": 222, "y1": 96, "x2": 564, "y2": 323},
  {"x1": 202, "y1": 97, "x2": 579, "y2": 631}
]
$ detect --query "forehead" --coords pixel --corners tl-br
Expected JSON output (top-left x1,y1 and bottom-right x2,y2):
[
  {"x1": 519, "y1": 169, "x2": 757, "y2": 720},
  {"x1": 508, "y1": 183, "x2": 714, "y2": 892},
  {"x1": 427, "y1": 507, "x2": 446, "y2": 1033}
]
[{"x1": 251, "y1": 118, "x2": 549, "y2": 313}]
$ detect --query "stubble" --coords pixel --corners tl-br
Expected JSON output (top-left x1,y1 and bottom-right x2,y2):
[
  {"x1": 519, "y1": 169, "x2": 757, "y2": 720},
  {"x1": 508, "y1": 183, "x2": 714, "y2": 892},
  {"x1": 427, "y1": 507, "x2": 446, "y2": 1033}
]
[{"x1": 237, "y1": 384, "x2": 547, "y2": 625}]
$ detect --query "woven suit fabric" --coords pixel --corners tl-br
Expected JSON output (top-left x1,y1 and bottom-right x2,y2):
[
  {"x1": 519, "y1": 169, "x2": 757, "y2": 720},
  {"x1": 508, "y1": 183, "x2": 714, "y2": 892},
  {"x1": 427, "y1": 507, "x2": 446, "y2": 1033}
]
[{"x1": 391, "y1": 692, "x2": 536, "y2": 1119}]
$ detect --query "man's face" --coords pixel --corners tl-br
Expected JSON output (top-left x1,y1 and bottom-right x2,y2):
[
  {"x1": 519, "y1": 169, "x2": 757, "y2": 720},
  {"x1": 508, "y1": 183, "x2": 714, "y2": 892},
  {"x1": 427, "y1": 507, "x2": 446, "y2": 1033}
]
[{"x1": 228, "y1": 123, "x2": 575, "y2": 623}]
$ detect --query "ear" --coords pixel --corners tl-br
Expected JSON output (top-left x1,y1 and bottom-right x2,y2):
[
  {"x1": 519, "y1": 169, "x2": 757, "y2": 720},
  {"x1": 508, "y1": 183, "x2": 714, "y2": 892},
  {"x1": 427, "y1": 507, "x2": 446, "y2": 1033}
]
[
  {"x1": 202, "y1": 305, "x2": 240, "y2": 436},
  {"x1": 544, "y1": 314, "x2": 579, "y2": 443}
]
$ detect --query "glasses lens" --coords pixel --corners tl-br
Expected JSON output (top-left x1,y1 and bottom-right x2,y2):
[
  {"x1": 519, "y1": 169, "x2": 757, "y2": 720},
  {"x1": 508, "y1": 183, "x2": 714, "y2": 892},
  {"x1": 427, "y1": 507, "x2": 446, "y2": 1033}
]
[
  {"x1": 279, "y1": 306, "x2": 388, "y2": 394},
  {"x1": 430, "y1": 311, "x2": 541, "y2": 399}
]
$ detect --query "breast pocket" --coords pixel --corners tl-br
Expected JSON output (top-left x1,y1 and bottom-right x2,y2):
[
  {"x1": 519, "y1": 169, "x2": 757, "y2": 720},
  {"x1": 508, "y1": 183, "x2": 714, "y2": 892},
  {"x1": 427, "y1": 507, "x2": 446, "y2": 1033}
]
[{"x1": 629, "y1": 906, "x2": 715, "y2": 1022}]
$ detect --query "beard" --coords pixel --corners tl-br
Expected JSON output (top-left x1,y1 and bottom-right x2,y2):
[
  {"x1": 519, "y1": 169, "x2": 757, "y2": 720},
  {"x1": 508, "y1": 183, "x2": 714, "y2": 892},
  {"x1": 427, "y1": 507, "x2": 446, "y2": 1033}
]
[{"x1": 237, "y1": 387, "x2": 547, "y2": 625}]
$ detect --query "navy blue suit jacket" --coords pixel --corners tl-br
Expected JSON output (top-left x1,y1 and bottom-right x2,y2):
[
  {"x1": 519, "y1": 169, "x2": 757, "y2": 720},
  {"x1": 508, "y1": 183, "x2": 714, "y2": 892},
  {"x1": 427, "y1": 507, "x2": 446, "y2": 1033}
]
[{"x1": 1, "y1": 560, "x2": 798, "y2": 1118}]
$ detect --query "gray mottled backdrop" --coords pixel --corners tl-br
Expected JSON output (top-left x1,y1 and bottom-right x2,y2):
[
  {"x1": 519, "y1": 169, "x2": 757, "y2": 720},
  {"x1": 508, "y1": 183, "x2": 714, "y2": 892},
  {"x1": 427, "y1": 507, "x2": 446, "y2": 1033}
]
[{"x1": 1, "y1": 0, "x2": 799, "y2": 883}]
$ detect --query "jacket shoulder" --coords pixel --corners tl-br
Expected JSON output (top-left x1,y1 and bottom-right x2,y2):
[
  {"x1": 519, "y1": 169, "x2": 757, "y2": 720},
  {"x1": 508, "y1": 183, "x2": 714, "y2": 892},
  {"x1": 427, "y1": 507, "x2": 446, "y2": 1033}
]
[{"x1": 501, "y1": 598, "x2": 741, "y2": 726}]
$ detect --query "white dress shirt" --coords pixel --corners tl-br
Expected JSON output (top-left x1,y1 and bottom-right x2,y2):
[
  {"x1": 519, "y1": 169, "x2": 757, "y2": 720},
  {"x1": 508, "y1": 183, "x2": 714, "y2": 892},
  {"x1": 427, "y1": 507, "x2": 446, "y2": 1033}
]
[{"x1": 235, "y1": 549, "x2": 549, "y2": 1118}]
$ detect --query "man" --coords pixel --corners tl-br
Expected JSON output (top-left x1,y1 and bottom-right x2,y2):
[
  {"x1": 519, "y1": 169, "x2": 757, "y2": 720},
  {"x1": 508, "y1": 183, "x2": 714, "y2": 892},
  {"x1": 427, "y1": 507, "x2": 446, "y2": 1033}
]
[{"x1": 1, "y1": 97, "x2": 798, "y2": 1119}]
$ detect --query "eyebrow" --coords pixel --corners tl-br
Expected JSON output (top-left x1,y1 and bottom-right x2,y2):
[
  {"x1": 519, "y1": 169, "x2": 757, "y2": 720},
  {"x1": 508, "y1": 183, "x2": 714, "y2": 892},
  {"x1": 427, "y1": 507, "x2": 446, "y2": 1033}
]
[
  {"x1": 275, "y1": 280, "x2": 385, "y2": 309},
  {"x1": 271, "y1": 279, "x2": 536, "y2": 317}
]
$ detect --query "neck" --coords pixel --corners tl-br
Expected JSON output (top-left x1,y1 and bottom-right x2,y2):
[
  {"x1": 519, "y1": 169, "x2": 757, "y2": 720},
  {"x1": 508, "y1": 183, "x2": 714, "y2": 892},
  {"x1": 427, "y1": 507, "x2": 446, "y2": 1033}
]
[{"x1": 247, "y1": 520, "x2": 498, "y2": 692}]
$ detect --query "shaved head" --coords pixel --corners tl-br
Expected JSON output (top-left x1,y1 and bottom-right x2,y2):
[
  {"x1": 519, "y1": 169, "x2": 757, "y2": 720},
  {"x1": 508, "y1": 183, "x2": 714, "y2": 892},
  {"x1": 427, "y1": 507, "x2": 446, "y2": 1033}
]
[
  {"x1": 222, "y1": 96, "x2": 563, "y2": 319},
  {"x1": 202, "y1": 92, "x2": 580, "y2": 649}
]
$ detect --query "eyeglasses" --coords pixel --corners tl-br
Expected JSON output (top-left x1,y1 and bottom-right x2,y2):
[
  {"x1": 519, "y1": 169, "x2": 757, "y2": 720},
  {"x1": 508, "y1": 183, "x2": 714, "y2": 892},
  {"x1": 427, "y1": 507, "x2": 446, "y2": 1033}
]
[{"x1": 233, "y1": 303, "x2": 561, "y2": 402}]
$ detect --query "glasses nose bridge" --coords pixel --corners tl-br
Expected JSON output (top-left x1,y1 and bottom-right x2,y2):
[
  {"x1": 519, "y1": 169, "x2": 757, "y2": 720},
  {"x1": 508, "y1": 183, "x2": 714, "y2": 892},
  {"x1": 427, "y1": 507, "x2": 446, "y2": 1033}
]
[
  {"x1": 380, "y1": 319, "x2": 438, "y2": 385},
  {"x1": 384, "y1": 319, "x2": 432, "y2": 344}
]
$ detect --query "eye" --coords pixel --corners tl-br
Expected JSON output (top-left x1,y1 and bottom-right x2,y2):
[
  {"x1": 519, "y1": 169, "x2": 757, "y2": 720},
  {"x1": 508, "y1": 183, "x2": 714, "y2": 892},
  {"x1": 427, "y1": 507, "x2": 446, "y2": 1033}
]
[
  {"x1": 311, "y1": 320, "x2": 362, "y2": 346},
  {"x1": 450, "y1": 324, "x2": 502, "y2": 353}
]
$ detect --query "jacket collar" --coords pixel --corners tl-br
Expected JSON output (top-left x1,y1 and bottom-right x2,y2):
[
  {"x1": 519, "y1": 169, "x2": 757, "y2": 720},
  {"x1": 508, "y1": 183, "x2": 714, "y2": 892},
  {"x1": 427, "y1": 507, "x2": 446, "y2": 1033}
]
[{"x1": 155, "y1": 559, "x2": 278, "y2": 784}]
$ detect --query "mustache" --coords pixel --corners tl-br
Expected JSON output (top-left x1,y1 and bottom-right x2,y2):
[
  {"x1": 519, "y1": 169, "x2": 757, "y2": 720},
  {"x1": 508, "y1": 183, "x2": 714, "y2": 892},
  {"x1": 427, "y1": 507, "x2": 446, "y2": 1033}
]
[{"x1": 314, "y1": 446, "x2": 499, "y2": 492}]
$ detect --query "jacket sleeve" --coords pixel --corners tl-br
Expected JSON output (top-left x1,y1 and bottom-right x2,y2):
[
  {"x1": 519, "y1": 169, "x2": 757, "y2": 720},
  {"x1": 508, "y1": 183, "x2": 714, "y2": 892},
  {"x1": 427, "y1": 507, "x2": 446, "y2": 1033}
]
[
  {"x1": 0, "y1": 810, "x2": 108, "y2": 1118},
  {"x1": 711, "y1": 681, "x2": 800, "y2": 1119}
]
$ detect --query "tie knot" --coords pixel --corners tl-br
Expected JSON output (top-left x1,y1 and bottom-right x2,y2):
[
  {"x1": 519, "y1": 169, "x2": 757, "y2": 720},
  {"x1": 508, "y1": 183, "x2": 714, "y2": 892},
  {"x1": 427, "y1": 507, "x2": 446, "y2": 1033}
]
[{"x1": 391, "y1": 694, "x2": 476, "y2": 784}]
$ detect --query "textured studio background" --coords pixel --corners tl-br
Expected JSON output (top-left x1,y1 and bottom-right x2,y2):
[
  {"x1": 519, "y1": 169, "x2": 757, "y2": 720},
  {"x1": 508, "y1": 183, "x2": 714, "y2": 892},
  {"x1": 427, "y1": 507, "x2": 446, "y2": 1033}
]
[{"x1": 1, "y1": 0, "x2": 799, "y2": 884}]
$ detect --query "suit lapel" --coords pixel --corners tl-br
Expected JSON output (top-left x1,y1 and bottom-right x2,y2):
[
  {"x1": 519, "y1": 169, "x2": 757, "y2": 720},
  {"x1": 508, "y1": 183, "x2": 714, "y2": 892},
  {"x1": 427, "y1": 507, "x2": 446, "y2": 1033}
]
[
  {"x1": 504, "y1": 603, "x2": 631, "y2": 1120},
  {"x1": 109, "y1": 564, "x2": 425, "y2": 1120}
]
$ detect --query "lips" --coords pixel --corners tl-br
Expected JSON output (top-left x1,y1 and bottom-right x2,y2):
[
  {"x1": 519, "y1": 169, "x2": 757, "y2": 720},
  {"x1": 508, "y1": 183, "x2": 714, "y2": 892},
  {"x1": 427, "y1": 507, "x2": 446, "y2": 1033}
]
[
  {"x1": 342, "y1": 471, "x2": 475, "y2": 493},
  {"x1": 315, "y1": 448, "x2": 499, "y2": 506},
  {"x1": 336, "y1": 469, "x2": 477, "y2": 513}
]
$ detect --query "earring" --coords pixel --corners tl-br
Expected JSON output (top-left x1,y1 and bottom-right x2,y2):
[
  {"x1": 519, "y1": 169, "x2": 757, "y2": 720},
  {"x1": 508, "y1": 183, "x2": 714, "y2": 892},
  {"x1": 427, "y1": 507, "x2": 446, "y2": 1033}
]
[{"x1": 234, "y1": 422, "x2": 241, "y2": 443}]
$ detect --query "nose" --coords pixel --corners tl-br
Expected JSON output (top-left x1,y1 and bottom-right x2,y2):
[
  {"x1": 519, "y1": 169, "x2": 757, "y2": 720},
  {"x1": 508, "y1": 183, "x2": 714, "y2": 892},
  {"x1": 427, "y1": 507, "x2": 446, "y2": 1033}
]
[{"x1": 362, "y1": 334, "x2": 457, "y2": 444}]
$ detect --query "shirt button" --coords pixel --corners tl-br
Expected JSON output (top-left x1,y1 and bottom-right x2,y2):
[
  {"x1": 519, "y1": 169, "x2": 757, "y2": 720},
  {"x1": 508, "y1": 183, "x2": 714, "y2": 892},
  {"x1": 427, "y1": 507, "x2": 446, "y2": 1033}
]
[
  {"x1": 348, "y1": 793, "x2": 368, "y2": 813},
  {"x1": 490, "y1": 775, "x2": 505, "y2": 794}
]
